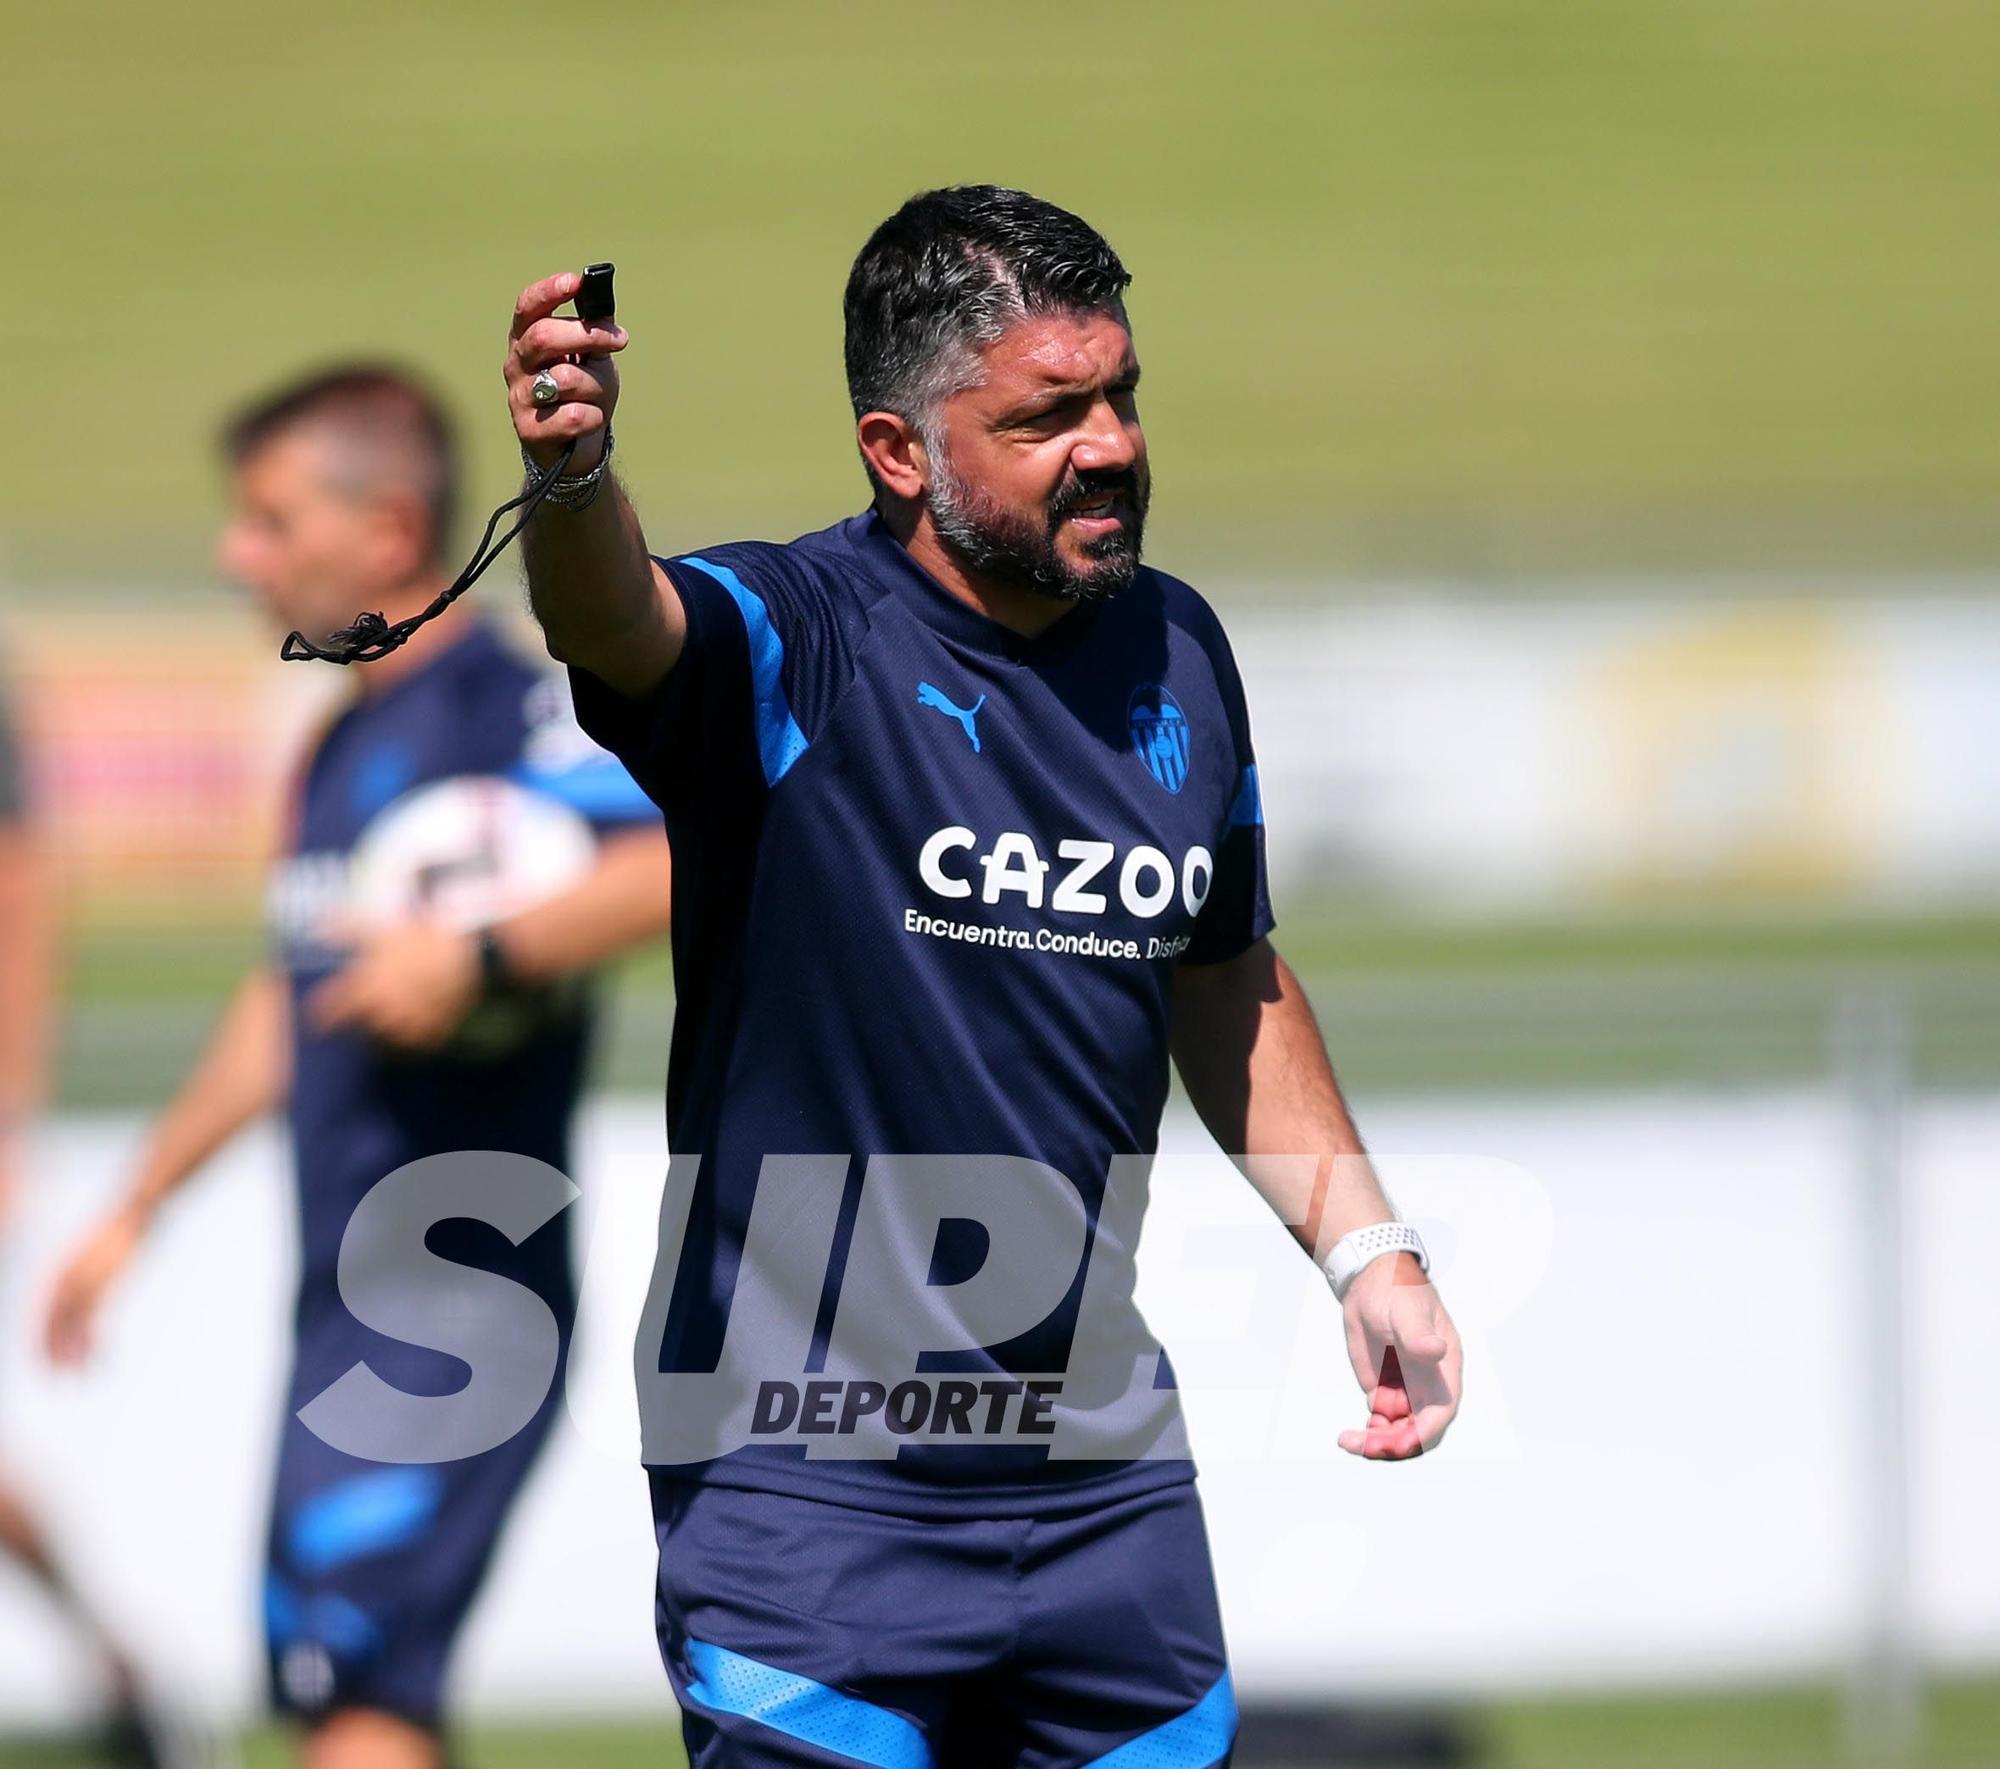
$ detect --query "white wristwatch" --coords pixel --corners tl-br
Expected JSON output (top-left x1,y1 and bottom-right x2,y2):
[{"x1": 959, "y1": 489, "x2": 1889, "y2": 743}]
[{"x1": 1320, "y1": 1222, "x2": 1429, "y2": 1301}]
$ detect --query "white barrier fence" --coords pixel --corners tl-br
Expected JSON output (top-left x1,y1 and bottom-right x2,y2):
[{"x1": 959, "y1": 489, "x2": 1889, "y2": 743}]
[
  {"x1": 1, "y1": 1086, "x2": 1996, "y2": 1727},
  {"x1": 17, "y1": 580, "x2": 2000, "y2": 919},
  {"x1": 1229, "y1": 583, "x2": 2000, "y2": 908}
]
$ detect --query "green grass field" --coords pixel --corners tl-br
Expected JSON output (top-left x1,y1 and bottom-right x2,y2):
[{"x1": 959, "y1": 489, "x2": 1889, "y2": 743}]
[
  {"x1": 14, "y1": 0, "x2": 2000, "y2": 1099},
  {"x1": 52, "y1": 902, "x2": 2000, "y2": 1108},
  {"x1": 4, "y1": 1677, "x2": 1997, "y2": 1767},
  {"x1": 7, "y1": 1, "x2": 2000, "y2": 589},
  {"x1": 264, "y1": 1677, "x2": 2000, "y2": 1768}
]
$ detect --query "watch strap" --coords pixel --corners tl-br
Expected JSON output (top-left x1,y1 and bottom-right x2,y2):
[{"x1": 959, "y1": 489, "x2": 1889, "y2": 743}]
[{"x1": 1321, "y1": 1222, "x2": 1429, "y2": 1301}]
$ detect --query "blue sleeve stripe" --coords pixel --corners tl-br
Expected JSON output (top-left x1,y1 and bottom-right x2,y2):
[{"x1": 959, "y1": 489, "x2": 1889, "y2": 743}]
[
  {"x1": 682, "y1": 555, "x2": 810, "y2": 787},
  {"x1": 509, "y1": 756, "x2": 657, "y2": 822},
  {"x1": 682, "y1": 1638, "x2": 931, "y2": 1768},
  {"x1": 1085, "y1": 1671, "x2": 1237, "y2": 1769},
  {"x1": 1227, "y1": 764, "x2": 1263, "y2": 827}
]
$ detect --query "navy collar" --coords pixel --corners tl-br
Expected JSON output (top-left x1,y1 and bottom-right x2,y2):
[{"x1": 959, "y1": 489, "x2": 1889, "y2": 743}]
[{"x1": 850, "y1": 509, "x2": 1104, "y2": 665}]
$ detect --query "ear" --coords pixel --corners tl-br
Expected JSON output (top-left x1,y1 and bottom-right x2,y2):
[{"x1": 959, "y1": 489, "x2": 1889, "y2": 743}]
[
  {"x1": 363, "y1": 487, "x2": 434, "y2": 584},
  {"x1": 856, "y1": 410, "x2": 930, "y2": 502}
]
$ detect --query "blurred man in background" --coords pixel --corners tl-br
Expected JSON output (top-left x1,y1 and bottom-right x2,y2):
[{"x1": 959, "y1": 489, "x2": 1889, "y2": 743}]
[{"x1": 42, "y1": 368, "x2": 672, "y2": 1769}]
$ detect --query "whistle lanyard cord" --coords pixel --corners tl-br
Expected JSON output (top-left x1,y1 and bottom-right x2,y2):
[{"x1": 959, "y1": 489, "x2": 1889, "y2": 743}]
[{"x1": 279, "y1": 436, "x2": 579, "y2": 666}]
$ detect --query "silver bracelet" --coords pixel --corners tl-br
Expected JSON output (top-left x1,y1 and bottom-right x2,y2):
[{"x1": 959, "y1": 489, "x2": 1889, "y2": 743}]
[{"x1": 522, "y1": 426, "x2": 614, "y2": 512}]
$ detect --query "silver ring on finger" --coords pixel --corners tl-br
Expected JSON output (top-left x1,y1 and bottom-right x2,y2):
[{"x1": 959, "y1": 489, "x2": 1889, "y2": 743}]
[{"x1": 530, "y1": 369, "x2": 561, "y2": 408}]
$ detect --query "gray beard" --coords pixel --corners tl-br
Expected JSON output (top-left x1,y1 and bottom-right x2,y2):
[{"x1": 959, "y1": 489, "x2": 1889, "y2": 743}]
[{"x1": 926, "y1": 453, "x2": 1145, "y2": 603}]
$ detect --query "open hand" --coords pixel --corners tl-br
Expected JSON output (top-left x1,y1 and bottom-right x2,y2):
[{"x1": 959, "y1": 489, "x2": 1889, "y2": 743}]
[
  {"x1": 1339, "y1": 1253, "x2": 1463, "y2": 1460},
  {"x1": 44, "y1": 1205, "x2": 148, "y2": 1366}
]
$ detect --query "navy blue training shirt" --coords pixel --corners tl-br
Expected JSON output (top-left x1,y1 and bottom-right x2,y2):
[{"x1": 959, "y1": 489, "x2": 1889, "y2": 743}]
[
  {"x1": 268, "y1": 619, "x2": 657, "y2": 1402},
  {"x1": 573, "y1": 511, "x2": 1272, "y2": 1517}
]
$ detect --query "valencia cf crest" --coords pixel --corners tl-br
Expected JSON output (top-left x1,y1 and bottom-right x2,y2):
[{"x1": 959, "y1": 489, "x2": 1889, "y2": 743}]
[{"x1": 1128, "y1": 685, "x2": 1190, "y2": 794}]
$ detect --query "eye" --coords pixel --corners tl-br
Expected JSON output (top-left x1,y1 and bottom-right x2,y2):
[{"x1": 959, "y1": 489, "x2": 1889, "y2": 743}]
[
  {"x1": 1010, "y1": 400, "x2": 1079, "y2": 437},
  {"x1": 1010, "y1": 379, "x2": 1139, "y2": 434}
]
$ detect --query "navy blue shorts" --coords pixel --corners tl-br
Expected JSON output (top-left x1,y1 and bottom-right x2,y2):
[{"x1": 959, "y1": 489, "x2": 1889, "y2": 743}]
[
  {"x1": 651, "y1": 1477, "x2": 1236, "y2": 1768},
  {"x1": 260, "y1": 1390, "x2": 559, "y2": 1731}
]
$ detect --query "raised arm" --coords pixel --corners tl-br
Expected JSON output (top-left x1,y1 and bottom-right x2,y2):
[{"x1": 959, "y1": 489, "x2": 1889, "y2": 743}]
[
  {"x1": 507, "y1": 271, "x2": 685, "y2": 697},
  {"x1": 1172, "y1": 937, "x2": 1463, "y2": 1459}
]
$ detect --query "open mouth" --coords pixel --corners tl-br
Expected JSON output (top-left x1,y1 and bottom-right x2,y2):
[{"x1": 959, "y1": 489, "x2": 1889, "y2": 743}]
[{"x1": 1063, "y1": 489, "x2": 1126, "y2": 529}]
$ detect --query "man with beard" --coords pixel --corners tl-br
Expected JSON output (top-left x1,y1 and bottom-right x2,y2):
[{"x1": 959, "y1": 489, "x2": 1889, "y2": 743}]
[{"x1": 509, "y1": 186, "x2": 1463, "y2": 1767}]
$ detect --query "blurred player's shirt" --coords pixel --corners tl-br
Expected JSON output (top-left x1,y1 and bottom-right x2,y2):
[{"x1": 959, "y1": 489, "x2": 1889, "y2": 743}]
[
  {"x1": 269, "y1": 618, "x2": 656, "y2": 1403},
  {"x1": 573, "y1": 510, "x2": 1271, "y2": 1516}
]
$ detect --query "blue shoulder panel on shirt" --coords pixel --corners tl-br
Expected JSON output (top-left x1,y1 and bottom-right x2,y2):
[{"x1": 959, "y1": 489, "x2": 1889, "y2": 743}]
[
  {"x1": 1227, "y1": 764, "x2": 1263, "y2": 827},
  {"x1": 682, "y1": 555, "x2": 810, "y2": 787},
  {"x1": 350, "y1": 742, "x2": 416, "y2": 820}
]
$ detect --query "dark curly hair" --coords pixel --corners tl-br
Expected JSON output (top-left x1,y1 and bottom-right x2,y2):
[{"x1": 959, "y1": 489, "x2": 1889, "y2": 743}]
[{"x1": 843, "y1": 185, "x2": 1132, "y2": 486}]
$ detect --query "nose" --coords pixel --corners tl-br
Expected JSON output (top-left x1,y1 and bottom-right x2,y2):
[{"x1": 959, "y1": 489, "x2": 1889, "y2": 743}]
[{"x1": 1070, "y1": 397, "x2": 1140, "y2": 478}]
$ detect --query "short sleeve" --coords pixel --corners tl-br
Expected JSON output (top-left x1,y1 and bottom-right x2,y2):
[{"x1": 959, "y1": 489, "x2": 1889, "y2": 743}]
[
  {"x1": 567, "y1": 556, "x2": 764, "y2": 825},
  {"x1": 566, "y1": 543, "x2": 862, "y2": 826},
  {"x1": 1182, "y1": 615, "x2": 1274, "y2": 966}
]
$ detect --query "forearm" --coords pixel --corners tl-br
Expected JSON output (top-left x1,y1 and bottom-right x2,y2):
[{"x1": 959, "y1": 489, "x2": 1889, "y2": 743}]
[
  {"x1": 124, "y1": 968, "x2": 289, "y2": 1221},
  {"x1": 0, "y1": 830, "x2": 54, "y2": 1125},
  {"x1": 1173, "y1": 939, "x2": 1400, "y2": 1257},
  {"x1": 489, "y1": 827, "x2": 672, "y2": 982},
  {"x1": 522, "y1": 479, "x2": 671, "y2": 689},
  {"x1": 507, "y1": 271, "x2": 680, "y2": 696}
]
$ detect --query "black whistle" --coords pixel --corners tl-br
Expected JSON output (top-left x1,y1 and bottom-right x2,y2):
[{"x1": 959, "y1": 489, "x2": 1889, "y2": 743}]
[{"x1": 575, "y1": 262, "x2": 616, "y2": 327}]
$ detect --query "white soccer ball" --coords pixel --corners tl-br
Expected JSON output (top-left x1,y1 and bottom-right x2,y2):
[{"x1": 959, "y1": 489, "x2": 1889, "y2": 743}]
[{"x1": 348, "y1": 775, "x2": 596, "y2": 1055}]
